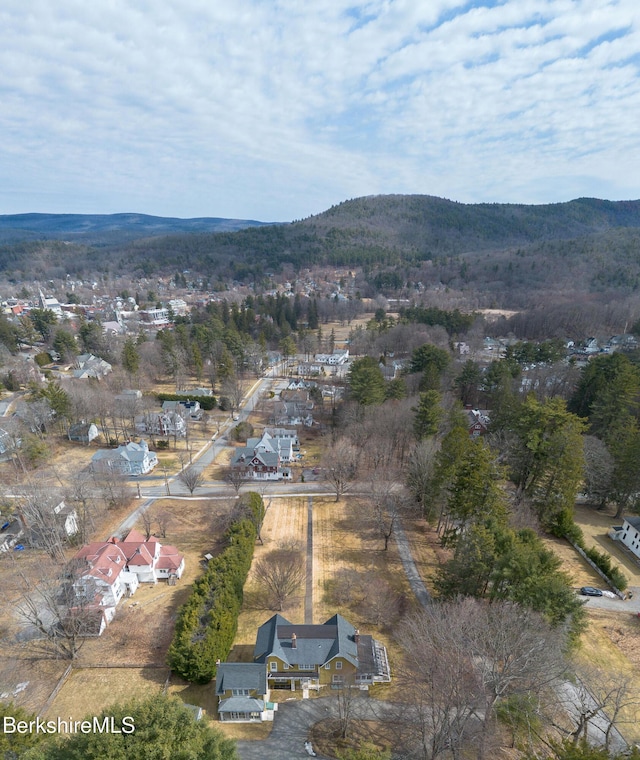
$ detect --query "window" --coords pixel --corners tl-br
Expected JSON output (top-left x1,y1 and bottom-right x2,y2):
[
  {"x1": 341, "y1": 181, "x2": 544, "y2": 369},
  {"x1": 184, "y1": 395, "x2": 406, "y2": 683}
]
[
  {"x1": 299, "y1": 664, "x2": 315, "y2": 670},
  {"x1": 232, "y1": 689, "x2": 250, "y2": 696},
  {"x1": 325, "y1": 663, "x2": 331, "y2": 670},
  {"x1": 270, "y1": 661, "x2": 277, "y2": 671},
  {"x1": 283, "y1": 663, "x2": 289, "y2": 670},
  {"x1": 332, "y1": 674, "x2": 344, "y2": 683},
  {"x1": 335, "y1": 661, "x2": 342, "y2": 670}
]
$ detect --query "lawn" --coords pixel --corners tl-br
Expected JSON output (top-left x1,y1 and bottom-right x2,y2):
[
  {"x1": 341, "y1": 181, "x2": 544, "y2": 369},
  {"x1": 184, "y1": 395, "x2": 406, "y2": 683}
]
[
  {"x1": 234, "y1": 497, "x2": 308, "y2": 648},
  {"x1": 44, "y1": 667, "x2": 168, "y2": 721}
]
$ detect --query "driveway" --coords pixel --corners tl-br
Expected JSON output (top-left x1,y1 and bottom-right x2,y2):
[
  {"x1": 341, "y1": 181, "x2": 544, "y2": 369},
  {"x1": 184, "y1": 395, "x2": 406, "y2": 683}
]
[
  {"x1": 577, "y1": 585, "x2": 640, "y2": 614},
  {"x1": 236, "y1": 695, "x2": 395, "y2": 760}
]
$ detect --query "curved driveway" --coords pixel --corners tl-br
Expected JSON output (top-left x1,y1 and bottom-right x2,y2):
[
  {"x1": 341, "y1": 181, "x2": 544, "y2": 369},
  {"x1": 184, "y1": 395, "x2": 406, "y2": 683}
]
[{"x1": 236, "y1": 696, "x2": 395, "y2": 760}]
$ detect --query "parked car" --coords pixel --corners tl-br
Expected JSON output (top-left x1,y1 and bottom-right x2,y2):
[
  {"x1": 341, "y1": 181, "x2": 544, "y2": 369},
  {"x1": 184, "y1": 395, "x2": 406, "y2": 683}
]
[{"x1": 580, "y1": 586, "x2": 603, "y2": 597}]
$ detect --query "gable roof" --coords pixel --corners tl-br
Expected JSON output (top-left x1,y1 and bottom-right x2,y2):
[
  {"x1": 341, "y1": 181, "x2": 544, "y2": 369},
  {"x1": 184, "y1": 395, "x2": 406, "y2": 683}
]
[
  {"x1": 254, "y1": 613, "x2": 359, "y2": 668},
  {"x1": 215, "y1": 663, "x2": 268, "y2": 696}
]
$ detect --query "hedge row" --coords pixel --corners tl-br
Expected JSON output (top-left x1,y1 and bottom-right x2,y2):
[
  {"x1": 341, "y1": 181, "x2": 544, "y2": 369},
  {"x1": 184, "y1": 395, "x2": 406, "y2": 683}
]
[
  {"x1": 167, "y1": 492, "x2": 264, "y2": 684},
  {"x1": 555, "y1": 509, "x2": 628, "y2": 592},
  {"x1": 157, "y1": 392, "x2": 218, "y2": 410}
]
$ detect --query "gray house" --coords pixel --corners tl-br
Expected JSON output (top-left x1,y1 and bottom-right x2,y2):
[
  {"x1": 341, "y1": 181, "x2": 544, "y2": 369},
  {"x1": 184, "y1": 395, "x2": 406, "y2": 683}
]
[
  {"x1": 91, "y1": 440, "x2": 158, "y2": 476},
  {"x1": 215, "y1": 663, "x2": 274, "y2": 722},
  {"x1": 68, "y1": 422, "x2": 99, "y2": 444}
]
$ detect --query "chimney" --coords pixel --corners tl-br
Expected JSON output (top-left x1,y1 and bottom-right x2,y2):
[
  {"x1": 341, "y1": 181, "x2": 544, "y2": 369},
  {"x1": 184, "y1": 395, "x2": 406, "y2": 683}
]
[
  {"x1": 354, "y1": 629, "x2": 360, "y2": 644},
  {"x1": 291, "y1": 632, "x2": 297, "y2": 649}
]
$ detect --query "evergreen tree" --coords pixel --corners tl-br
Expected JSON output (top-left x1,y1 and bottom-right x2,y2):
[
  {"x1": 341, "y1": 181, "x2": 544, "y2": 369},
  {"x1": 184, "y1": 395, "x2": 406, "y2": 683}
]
[
  {"x1": 27, "y1": 695, "x2": 238, "y2": 760},
  {"x1": 413, "y1": 390, "x2": 443, "y2": 439},
  {"x1": 121, "y1": 337, "x2": 140, "y2": 377},
  {"x1": 347, "y1": 356, "x2": 386, "y2": 405}
]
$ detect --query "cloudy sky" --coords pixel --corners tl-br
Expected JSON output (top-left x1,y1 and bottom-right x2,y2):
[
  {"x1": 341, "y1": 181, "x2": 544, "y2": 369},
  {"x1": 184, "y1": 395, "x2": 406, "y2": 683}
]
[{"x1": 1, "y1": 0, "x2": 639, "y2": 221}]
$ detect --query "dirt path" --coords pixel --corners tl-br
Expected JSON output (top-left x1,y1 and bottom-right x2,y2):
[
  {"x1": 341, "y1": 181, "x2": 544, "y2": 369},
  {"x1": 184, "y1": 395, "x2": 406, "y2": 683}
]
[{"x1": 305, "y1": 497, "x2": 313, "y2": 624}]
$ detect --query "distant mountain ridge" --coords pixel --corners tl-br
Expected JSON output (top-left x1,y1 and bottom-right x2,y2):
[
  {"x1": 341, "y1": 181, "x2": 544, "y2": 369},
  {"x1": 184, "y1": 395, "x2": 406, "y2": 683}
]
[
  {"x1": 0, "y1": 212, "x2": 270, "y2": 243},
  {"x1": 2, "y1": 195, "x2": 640, "y2": 309}
]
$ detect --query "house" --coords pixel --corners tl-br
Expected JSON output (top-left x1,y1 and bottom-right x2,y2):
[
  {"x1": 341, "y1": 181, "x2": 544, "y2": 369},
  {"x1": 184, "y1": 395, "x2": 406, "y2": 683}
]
[
  {"x1": 263, "y1": 428, "x2": 300, "y2": 451},
  {"x1": 315, "y1": 349, "x2": 349, "y2": 365},
  {"x1": 168, "y1": 298, "x2": 188, "y2": 316},
  {"x1": 68, "y1": 421, "x2": 99, "y2": 444},
  {"x1": 611, "y1": 516, "x2": 640, "y2": 560},
  {"x1": 583, "y1": 337, "x2": 600, "y2": 354},
  {"x1": 297, "y1": 362, "x2": 323, "y2": 377},
  {"x1": 91, "y1": 439, "x2": 158, "y2": 476},
  {"x1": 72, "y1": 353, "x2": 112, "y2": 379},
  {"x1": 186, "y1": 387, "x2": 214, "y2": 397},
  {"x1": 52, "y1": 500, "x2": 79, "y2": 538},
  {"x1": 215, "y1": 614, "x2": 390, "y2": 720},
  {"x1": 38, "y1": 289, "x2": 63, "y2": 316},
  {"x1": 215, "y1": 663, "x2": 276, "y2": 722},
  {"x1": 136, "y1": 411, "x2": 186, "y2": 437},
  {"x1": 162, "y1": 399, "x2": 202, "y2": 420},
  {"x1": 272, "y1": 400, "x2": 314, "y2": 427},
  {"x1": 466, "y1": 409, "x2": 490, "y2": 437},
  {"x1": 607, "y1": 334, "x2": 638, "y2": 352},
  {"x1": 114, "y1": 389, "x2": 143, "y2": 402},
  {"x1": 273, "y1": 390, "x2": 314, "y2": 427},
  {"x1": 139, "y1": 307, "x2": 170, "y2": 326},
  {"x1": 230, "y1": 431, "x2": 294, "y2": 480},
  {"x1": 247, "y1": 431, "x2": 295, "y2": 463},
  {"x1": 70, "y1": 529, "x2": 185, "y2": 633}
]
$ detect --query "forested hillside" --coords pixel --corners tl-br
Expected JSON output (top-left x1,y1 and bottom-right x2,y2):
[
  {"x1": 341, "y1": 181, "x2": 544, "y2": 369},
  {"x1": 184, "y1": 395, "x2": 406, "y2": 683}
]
[{"x1": 2, "y1": 195, "x2": 640, "y2": 308}]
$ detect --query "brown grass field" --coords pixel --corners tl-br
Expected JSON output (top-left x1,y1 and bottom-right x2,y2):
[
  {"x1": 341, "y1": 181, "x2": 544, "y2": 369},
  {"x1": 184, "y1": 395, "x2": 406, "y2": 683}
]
[{"x1": 45, "y1": 667, "x2": 168, "y2": 721}]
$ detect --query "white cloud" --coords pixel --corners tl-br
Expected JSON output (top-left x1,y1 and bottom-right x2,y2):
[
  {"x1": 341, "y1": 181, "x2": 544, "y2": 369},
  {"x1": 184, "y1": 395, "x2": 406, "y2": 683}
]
[{"x1": 0, "y1": 0, "x2": 638, "y2": 220}]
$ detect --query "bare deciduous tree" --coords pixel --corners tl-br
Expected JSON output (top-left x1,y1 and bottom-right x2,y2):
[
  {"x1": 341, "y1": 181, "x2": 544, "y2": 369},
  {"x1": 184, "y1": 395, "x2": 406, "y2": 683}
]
[
  {"x1": 360, "y1": 476, "x2": 410, "y2": 551},
  {"x1": 64, "y1": 470, "x2": 97, "y2": 544},
  {"x1": 92, "y1": 470, "x2": 134, "y2": 511},
  {"x1": 15, "y1": 567, "x2": 96, "y2": 660},
  {"x1": 582, "y1": 435, "x2": 614, "y2": 509},
  {"x1": 398, "y1": 599, "x2": 568, "y2": 760},
  {"x1": 141, "y1": 509, "x2": 153, "y2": 540},
  {"x1": 406, "y1": 439, "x2": 439, "y2": 521},
  {"x1": 16, "y1": 481, "x2": 68, "y2": 562},
  {"x1": 358, "y1": 574, "x2": 403, "y2": 627},
  {"x1": 224, "y1": 465, "x2": 247, "y2": 496},
  {"x1": 254, "y1": 546, "x2": 306, "y2": 611},
  {"x1": 156, "y1": 510, "x2": 172, "y2": 538},
  {"x1": 558, "y1": 666, "x2": 640, "y2": 751},
  {"x1": 178, "y1": 466, "x2": 204, "y2": 494},
  {"x1": 336, "y1": 674, "x2": 360, "y2": 740},
  {"x1": 322, "y1": 438, "x2": 358, "y2": 502}
]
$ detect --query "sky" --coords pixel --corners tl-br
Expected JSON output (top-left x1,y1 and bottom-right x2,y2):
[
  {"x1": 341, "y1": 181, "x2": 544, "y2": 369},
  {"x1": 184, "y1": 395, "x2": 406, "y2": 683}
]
[{"x1": 1, "y1": 0, "x2": 639, "y2": 222}]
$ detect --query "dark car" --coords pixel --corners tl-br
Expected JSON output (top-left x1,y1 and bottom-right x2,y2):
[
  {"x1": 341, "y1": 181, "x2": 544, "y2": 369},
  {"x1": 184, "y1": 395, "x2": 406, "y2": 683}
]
[{"x1": 580, "y1": 586, "x2": 603, "y2": 597}]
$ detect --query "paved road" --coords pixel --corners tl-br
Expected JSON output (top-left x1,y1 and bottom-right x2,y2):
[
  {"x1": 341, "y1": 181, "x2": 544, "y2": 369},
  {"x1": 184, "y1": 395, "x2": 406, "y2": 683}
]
[{"x1": 556, "y1": 679, "x2": 627, "y2": 754}]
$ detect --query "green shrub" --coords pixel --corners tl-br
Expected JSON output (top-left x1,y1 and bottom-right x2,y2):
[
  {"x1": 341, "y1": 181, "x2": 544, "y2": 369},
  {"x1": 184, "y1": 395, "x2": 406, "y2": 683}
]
[
  {"x1": 585, "y1": 546, "x2": 628, "y2": 591},
  {"x1": 231, "y1": 421, "x2": 254, "y2": 442},
  {"x1": 168, "y1": 492, "x2": 264, "y2": 683},
  {"x1": 34, "y1": 351, "x2": 52, "y2": 367}
]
